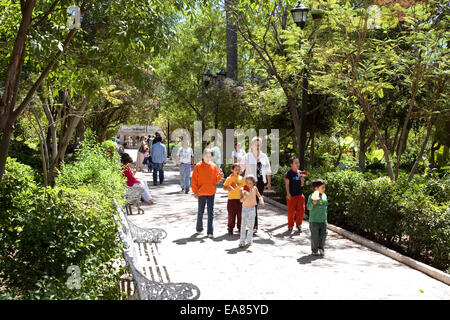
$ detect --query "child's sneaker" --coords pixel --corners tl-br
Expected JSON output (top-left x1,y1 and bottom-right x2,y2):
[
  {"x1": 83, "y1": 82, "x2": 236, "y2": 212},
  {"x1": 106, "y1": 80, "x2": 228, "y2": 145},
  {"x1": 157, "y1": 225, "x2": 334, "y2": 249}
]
[
  {"x1": 238, "y1": 243, "x2": 245, "y2": 248},
  {"x1": 207, "y1": 234, "x2": 214, "y2": 238},
  {"x1": 228, "y1": 230, "x2": 233, "y2": 236},
  {"x1": 288, "y1": 227, "x2": 293, "y2": 232},
  {"x1": 247, "y1": 243, "x2": 253, "y2": 247},
  {"x1": 319, "y1": 249, "x2": 325, "y2": 256},
  {"x1": 311, "y1": 251, "x2": 319, "y2": 256},
  {"x1": 297, "y1": 225, "x2": 302, "y2": 232}
]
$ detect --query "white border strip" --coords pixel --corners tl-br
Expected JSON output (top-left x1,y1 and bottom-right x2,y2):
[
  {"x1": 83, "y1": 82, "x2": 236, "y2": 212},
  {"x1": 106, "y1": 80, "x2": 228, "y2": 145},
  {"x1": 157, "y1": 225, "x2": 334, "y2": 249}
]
[{"x1": 263, "y1": 196, "x2": 450, "y2": 286}]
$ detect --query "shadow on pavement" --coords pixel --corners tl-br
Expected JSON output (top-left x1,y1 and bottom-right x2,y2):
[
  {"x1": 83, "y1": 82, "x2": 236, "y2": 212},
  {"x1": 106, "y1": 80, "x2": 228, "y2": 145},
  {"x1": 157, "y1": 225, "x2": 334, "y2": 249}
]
[
  {"x1": 265, "y1": 223, "x2": 287, "y2": 233},
  {"x1": 225, "y1": 247, "x2": 250, "y2": 254},
  {"x1": 297, "y1": 254, "x2": 323, "y2": 264},
  {"x1": 212, "y1": 233, "x2": 238, "y2": 242},
  {"x1": 173, "y1": 233, "x2": 207, "y2": 245},
  {"x1": 253, "y1": 238, "x2": 276, "y2": 245}
]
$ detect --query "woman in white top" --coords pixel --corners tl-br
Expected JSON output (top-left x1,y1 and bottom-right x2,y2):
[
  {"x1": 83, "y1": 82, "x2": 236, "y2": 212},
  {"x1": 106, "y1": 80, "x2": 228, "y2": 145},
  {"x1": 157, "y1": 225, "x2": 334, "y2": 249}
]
[
  {"x1": 239, "y1": 136, "x2": 272, "y2": 233},
  {"x1": 136, "y1": 136, "x2": 147, "y2": 172},
  {"x1": 231, "y1": 142, "x2": 246, "y2": 164}
]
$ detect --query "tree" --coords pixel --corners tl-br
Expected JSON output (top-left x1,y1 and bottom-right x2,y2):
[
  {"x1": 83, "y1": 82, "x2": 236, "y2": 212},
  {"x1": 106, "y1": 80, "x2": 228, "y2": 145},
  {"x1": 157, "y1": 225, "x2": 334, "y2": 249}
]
[{"x1": 0, "y1": 0, "x2": 89, "y2": 183}]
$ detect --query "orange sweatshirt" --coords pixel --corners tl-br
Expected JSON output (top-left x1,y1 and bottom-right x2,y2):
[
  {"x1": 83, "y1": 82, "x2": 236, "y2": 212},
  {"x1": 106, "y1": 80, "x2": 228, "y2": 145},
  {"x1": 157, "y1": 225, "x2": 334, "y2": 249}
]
[{"x1": 191, "y1": 160, "x2": 222, "y2": 196}]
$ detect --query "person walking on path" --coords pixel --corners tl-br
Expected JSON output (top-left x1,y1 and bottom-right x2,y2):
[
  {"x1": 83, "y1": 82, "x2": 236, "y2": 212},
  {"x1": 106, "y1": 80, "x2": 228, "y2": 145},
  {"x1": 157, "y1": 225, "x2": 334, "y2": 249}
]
[
  {"x1": 136, "y1": 136, "x2": 148, "y2": 172},
  {"x1": 239, "y1": 174, "x2": 264, "y2": 247},
  {"x1": 150, "y1": 135, "x2": 167, "y2": 186},
  {"x1": 176, "y1": 139, "x2": 194, "y2": 194},
  {"x1": 223, "y1": 164, "x2": 245, "y2": 235},
  {"x1": 284, "y1": 156, "x2": 306, "y2": 232},
  {"x1": 121, "y1": 153, "x2": 155, "y2": 204},
  {"x1": 207, "y1": 139, "x2": 222, "y2": 170},
  {"x1": 239, "y1": 136, "x2": 272, "y2": 234},
  {"x1": 232, "y1": 142, "x2": 246, "y2": 165},
  {"x1": 307, "y1": 179, "x2": 328, "y2": 256},
  {"x1": 191, "y1": 148, "x2": 224, "y2": 238}
]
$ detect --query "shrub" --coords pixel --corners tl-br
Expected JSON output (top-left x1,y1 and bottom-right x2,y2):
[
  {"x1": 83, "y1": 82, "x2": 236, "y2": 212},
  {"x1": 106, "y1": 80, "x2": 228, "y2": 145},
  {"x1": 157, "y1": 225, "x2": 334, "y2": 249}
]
[
  {"x1": 0, "y1": 156, "x2": 125, "y2": 299},
  {"x1": 323, "y1": 170, "x2": 365, "y2": 227},
  {"x1": 101, "y1": 140, "x2": 117, "y2": 157},
  {"x1": 55, "y1": 140, "x2": 126, "y2": 203},
  {"x1": 399, "y1": 195, "x2": 449, "y2": 270},
  {"x1": 349, "y1": 177, "x2": 405, "y2": 246},
  {"x1": 0, "y1": 157, "x2": 37, "y2": 215}
]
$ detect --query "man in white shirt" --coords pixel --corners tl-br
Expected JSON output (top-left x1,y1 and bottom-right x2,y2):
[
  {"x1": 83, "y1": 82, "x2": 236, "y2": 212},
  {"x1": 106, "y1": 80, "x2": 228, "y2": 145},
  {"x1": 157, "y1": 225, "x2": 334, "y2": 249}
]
[
  {"x1": 240, "y1": 137, "x2": 272, "y2": 233},
  {"x1": 176, "y1": 139, "x2": 194, "y2": 194}
]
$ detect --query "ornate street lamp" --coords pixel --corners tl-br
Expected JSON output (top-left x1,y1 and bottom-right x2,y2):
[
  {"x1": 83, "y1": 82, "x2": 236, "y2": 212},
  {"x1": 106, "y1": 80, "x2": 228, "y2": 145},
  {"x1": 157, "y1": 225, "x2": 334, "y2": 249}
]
[{"x1": 290, "y1": 1, "x2": 309, "y2": 29}]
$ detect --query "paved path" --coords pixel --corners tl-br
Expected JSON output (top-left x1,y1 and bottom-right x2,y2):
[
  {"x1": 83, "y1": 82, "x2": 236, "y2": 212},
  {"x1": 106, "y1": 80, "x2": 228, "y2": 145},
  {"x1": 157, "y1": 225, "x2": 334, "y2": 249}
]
[{"x1": 126, "y1": 150, "x2": 449, "y2": 300}]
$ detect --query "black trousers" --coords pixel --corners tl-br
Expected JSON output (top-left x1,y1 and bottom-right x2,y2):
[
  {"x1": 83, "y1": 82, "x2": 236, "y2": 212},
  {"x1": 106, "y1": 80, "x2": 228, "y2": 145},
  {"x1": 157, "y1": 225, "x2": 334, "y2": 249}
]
[{"x1": 254, "y1": 180, "x2": 265, "y2": 230}]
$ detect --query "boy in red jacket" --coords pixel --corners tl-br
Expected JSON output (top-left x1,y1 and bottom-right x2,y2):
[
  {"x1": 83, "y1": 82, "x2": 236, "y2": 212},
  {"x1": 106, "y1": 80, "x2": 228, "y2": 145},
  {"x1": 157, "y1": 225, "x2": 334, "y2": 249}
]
[{"x1": 192, "y1": 148, "x2": 224, "y2": 238}]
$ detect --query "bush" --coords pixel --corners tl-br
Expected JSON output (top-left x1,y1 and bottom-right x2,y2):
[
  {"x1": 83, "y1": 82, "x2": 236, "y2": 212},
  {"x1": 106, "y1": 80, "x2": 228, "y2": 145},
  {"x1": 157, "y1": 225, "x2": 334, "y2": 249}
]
[
  {"x1": 348, "y1": 177, "x2": 405, "y2": 246},
  {"x1": 55, "y1": 140, "x2": 126, "y2": 203},
  {"x1": 0, "y1": 157, "x2": 36, "y2": 215},
  {"x1": 0, "y1": 156, "x2": 125, "y2": 299},
  {"x1": 323, "y1": 170, "x2": 365, "y2": 227},
  {"x1": 402, "y1": 202, "x2": 449, "y2": 271},
  {"x1": 101, "y1": 140, "x2": 117, "y2": 157},
  {"x1": 270, "y1": 163, "x2": 449, "y2": 272}
]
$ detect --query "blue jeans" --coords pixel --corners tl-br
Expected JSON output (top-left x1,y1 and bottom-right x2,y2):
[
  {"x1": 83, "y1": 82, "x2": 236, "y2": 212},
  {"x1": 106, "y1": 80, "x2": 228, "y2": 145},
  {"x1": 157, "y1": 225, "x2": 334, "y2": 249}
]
[
  {"x1": 179, "y1": 163, "x2": 191, "y2": 190},
  {"x1": 152, "y1": 162, "x2": 164, "y2": 185},
  {"x1": 196, "y1": 195, "x2": 215, "y2": 235},
  {"x1": 147, "y1": 161, "x2": 153, "y2": 172}
]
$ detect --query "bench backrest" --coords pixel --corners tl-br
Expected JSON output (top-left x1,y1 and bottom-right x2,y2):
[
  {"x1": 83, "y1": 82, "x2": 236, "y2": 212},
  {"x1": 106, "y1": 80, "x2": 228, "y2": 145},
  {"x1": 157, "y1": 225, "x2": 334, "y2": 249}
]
[{"x1": 112, "y1": 199, "x2": 143, "y2": 269}]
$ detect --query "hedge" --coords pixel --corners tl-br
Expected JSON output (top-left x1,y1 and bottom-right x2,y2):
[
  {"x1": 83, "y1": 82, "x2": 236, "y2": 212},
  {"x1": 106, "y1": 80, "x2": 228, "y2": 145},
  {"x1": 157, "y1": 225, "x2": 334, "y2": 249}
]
[
  {"x1": 271, "y1": 167, "x2": 450, "y2": 272},
  {"x1": 0, "y1": 140, "x2": 127, "y2": 299}
]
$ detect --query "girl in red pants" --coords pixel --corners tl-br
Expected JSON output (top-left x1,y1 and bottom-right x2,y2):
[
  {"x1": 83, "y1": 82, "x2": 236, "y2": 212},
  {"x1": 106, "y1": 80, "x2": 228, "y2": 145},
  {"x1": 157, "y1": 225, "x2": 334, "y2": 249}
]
[{"x1": 284, "y1": 157, "x2": 305, "y2": 232}]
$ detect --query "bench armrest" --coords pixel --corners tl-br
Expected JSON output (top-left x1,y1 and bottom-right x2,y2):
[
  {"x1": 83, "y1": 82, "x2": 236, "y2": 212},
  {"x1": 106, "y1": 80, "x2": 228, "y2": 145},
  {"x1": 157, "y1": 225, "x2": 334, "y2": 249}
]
[{"x1": 127, "y1": 218, "x2": 167, "y2": 243}]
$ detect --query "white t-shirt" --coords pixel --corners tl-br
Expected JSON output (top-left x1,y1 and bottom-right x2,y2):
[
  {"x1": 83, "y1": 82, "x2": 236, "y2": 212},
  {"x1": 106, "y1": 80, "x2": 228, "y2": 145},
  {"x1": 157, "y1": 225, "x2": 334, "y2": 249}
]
[
  {"x1": 177, "y1": 147, "x2": 193, "y2": 164},
  {"x1": 240, "y1": 151, "x2": 272, "y2": 184},
  {"x1": 231, "y1": 149, "x2": 246, "y2": 164}
]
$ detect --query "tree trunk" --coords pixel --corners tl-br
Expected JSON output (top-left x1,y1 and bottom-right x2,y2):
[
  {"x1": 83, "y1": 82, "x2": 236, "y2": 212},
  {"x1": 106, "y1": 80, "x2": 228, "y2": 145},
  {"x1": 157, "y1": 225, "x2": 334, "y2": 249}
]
[
  {"x1": 225, "y1": 0, "x2": 238, "y2": 81},
  {"x1": 408, "y1": 119, "x2": 433, "y2": 182},
  {"x1": 287, "y1": 96, "x2": 301, "y2": 154},
  {"x1": 356, "y1": 92, "x2": 395, "y2": 180},
  {"x1": 310, "y1": 126, "x2": 315, "y2": 166},
  {"x1": 430, "y1": 140, "x2": 440, "y2": 168},
  {"x1": 358, "y1": 120, "x2": 374, "y2": 171},
  {"x1": 0, "y1": 124, "x2": 14, "y2": 183}
]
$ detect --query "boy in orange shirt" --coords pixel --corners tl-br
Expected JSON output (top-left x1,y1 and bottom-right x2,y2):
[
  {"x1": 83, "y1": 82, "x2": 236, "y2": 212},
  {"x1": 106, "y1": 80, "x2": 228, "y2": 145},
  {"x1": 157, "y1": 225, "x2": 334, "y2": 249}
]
[
  {"x1": 192, "y1": 148, "x2": 224, "y2": 238},
  {"x1": 223, "y1": 164, "x2": 245, "y2": 236}
]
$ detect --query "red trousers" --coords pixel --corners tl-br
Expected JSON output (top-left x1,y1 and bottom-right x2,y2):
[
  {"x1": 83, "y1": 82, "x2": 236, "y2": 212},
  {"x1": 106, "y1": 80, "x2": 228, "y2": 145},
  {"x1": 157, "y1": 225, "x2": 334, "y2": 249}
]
[
  {"x1": 227, "y1": 199, "x2": 242, "y2": 231},
  {"x1": 286, "y1": 194, "x2": 305, "y2": 227}
]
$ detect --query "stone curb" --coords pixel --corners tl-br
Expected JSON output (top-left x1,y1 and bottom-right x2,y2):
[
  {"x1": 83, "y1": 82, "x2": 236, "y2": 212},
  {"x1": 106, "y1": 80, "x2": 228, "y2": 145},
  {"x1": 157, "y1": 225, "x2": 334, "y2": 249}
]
[{"x1": 263, "y1": 196, "x2": 450, "y2": 286}]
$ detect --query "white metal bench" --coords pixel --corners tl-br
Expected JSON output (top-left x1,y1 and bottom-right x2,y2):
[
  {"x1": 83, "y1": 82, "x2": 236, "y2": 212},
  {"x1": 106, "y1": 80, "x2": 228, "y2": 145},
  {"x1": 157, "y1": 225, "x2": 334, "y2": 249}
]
[
  {"x1": 112, "y1": 199, "x2": 200, "y2": 300},
  {"x1": 124, "y1": 187, "x2": 144, "y2": 215},
  {"x1": 114, "y1": 199, "x2": 167, "y2": 243}
]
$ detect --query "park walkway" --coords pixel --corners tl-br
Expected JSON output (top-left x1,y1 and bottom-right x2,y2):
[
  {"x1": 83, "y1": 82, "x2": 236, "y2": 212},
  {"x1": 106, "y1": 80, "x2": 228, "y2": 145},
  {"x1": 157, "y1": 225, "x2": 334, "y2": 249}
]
[{"x1": 127, "y1": 150, "x2": 449, "y2": 300}]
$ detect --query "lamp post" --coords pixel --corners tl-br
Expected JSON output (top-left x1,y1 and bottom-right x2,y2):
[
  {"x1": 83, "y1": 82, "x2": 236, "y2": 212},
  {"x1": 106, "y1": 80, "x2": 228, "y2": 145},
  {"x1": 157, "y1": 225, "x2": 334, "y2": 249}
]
[{"x1": 290, "y1": 1, "x2": 322, "y2": 170}]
